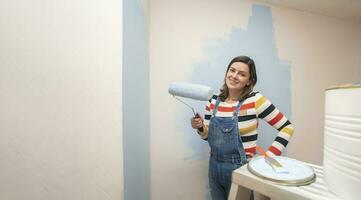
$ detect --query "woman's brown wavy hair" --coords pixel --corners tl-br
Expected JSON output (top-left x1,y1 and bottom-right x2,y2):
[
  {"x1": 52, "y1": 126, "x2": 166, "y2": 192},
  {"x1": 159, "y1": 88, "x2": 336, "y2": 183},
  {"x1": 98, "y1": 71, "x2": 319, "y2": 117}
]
[{"x1": 219, "y1": 56, "x2": 257, "y2": 101}]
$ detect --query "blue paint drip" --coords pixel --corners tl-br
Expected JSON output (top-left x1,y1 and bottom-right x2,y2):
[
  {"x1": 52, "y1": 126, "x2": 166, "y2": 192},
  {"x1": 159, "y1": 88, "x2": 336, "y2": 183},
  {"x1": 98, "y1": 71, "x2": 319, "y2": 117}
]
[{"x1": 180, "y1": 5, "x2": 292, "y2": 160}]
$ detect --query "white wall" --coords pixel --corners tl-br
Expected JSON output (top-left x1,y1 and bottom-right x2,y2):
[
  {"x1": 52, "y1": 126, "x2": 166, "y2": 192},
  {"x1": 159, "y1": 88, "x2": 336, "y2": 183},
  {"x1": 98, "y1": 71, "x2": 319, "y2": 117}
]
[
  {"x1": 0, "y1": 0, "x2": 123, "y2": 199},
  {"x1": 271, "y1": 5, "x2": 361, "y2": 164},
  {"x1": 150, "y1": 0, "x2": 361, "y2": 199}
]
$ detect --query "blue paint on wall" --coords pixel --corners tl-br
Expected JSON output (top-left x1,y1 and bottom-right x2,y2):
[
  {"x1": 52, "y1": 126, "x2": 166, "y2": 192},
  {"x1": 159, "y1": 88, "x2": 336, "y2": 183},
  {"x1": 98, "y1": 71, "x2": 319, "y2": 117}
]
[
  {"x1": 123, "y1": 0, "x2": 149, "y2": 199},
  {"x1": 181, "y1": 5, "x2": 291, "y2": 160}
]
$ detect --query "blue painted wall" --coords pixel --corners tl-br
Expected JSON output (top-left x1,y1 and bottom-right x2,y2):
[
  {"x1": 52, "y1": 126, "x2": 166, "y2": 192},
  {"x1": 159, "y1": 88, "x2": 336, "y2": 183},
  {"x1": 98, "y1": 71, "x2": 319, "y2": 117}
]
[
  {"x1": 181, "y1": 5, "x2": 291, "y2": 159},
  {"x1": 123, "y1": 0, "x2": 149, "y2": 199}
]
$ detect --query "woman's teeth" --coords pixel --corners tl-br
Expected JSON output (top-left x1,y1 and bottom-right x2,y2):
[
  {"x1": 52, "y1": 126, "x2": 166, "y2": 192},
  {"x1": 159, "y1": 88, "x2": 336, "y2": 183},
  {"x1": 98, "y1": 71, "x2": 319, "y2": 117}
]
[{"x1": 230, "y1": 79, "x2": 238, "y2": 84}]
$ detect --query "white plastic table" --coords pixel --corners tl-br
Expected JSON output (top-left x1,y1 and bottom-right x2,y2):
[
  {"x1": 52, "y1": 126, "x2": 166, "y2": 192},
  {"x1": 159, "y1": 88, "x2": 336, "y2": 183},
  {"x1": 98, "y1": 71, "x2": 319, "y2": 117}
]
[{"x1": 228, "y1": 163, "x2": 341, "y2": 200}]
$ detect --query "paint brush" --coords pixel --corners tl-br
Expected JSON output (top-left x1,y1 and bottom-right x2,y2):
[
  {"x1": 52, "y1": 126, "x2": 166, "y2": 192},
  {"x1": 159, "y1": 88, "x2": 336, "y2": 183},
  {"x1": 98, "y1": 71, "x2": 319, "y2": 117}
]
[{"x1": 256, "y1": 146, "x2": 289, "y2": 174}]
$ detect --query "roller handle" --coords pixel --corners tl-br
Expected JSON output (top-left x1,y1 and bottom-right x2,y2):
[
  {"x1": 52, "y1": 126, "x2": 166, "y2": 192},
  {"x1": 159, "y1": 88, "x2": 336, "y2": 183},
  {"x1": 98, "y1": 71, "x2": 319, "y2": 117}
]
[{"x1": 194, "y1": 113, "x2": 204, "y2": 132}]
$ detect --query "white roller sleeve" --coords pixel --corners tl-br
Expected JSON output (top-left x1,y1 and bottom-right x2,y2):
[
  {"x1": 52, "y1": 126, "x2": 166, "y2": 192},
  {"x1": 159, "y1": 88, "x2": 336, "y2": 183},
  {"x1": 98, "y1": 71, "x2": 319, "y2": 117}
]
[{"x1": 168, "y1": 82, "x2": 213, "y2": 101}]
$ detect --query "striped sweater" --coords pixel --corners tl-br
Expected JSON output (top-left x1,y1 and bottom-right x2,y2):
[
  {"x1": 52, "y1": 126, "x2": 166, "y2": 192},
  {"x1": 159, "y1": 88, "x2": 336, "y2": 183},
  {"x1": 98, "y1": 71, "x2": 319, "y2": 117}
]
[{"x1": 198, "y1": 92, "x2": 294, "y2": 157}]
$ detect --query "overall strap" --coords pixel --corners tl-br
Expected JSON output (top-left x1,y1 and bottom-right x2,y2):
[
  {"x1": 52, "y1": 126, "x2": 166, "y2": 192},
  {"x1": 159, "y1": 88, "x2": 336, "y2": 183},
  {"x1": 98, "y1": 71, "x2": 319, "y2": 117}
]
[
  {"x1": 212, "y1": 97, "x2": 221, "y2": 117},
  {"x1": 232, "y1": 99, "x2": 244, "y2": 120}
]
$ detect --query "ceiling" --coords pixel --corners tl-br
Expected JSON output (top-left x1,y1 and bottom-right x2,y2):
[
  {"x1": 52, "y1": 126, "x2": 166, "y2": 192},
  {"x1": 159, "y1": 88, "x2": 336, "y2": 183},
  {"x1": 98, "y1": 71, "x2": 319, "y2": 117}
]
[{"x1": 256, "y1": 0, "x2": 361, "y2": 24}]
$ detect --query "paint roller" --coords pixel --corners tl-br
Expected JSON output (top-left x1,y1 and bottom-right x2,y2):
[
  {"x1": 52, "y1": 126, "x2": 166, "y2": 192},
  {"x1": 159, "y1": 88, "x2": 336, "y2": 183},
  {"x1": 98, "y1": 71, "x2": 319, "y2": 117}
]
[{"x1": 168, "y1": 82, "x2": 213, "y2": 117}]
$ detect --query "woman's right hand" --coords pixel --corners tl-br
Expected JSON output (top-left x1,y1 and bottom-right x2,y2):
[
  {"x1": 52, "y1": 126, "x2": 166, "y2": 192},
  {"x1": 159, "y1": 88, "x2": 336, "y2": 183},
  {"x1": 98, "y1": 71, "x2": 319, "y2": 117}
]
[{"x1": 191, "y1": 113, "x2": 204, "y2": 129}]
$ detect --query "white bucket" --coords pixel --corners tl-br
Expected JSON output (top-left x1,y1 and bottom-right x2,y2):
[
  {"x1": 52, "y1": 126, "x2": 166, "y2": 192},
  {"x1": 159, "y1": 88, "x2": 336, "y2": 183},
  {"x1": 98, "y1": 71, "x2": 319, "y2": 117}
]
[{"x1": 324, "y1": 84, "x2": 361, "y2": 200}]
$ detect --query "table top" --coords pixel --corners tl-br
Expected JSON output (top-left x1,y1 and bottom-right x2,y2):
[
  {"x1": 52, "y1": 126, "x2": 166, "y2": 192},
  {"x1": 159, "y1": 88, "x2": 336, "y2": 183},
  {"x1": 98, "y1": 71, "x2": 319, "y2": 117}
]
[{"x1": 232, "y1": 163, "x2": 341, "y2": 200}]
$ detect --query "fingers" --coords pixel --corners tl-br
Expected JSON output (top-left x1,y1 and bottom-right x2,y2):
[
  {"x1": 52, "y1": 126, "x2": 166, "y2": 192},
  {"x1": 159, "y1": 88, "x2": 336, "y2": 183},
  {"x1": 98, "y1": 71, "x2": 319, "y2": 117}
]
[
  {"x1": 191, "y1": 119, "x2": 202, "y2": 129},
  {"x1": 191, "y1": 114, "x2": 204, "y2": 129}
]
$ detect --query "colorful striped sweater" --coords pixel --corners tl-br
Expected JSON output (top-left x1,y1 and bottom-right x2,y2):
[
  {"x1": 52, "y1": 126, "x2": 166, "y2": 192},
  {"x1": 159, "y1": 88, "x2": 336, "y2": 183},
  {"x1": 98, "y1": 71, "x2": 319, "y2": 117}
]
[{"x1": 198, "y1": 92, "x2": 294, "y2": 157}]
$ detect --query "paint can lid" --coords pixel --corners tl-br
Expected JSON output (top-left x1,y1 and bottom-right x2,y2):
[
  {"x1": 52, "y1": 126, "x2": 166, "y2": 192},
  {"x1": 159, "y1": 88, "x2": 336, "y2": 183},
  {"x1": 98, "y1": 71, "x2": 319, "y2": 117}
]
[
  {"x1": 326, "y1": 84, "x2": 361, "y2": 91},
  {"x1": 247, "y1": 156, "x2": 316, "y2": 186}
]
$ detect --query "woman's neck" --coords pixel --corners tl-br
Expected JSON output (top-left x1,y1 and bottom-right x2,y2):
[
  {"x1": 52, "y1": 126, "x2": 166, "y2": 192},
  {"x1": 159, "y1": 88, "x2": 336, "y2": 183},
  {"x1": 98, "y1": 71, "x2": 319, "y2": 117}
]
[{"x1": 226, "y1": 90, "x2": 242, "y2": 102}]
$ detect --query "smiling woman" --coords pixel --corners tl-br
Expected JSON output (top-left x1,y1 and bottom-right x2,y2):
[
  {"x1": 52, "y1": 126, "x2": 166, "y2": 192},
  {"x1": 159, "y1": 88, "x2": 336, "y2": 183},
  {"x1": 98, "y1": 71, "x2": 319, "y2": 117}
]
[
  {"x1": 220, "y1": 56, "x2": 257, "y2": 103},
  {"x1": 190, "y1": 55, "x2": 294, "y2": 200}
]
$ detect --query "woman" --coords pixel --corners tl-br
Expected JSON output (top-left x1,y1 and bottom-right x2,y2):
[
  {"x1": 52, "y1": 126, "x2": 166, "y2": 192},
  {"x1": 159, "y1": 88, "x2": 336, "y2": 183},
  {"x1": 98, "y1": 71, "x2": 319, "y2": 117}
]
[{"x1": 191, "y1": 56, "x2": 294, "y2": 200}]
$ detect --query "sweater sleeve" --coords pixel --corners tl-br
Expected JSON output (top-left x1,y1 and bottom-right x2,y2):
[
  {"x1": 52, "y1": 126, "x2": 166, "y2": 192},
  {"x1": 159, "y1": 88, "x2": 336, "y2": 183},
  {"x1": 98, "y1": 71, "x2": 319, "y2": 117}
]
[
  {"x1": 255, "y1": 93, "x2": 294, "y2": 156},
  {"x1": 197, "y1": 95, "x2": 216, "y2": 140}
]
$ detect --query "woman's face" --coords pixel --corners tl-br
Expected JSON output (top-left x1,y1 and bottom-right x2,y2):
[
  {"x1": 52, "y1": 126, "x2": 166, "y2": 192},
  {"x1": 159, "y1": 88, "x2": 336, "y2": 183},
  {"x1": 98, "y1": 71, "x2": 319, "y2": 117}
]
[{"x1": 225, "y1": 62, "x2": 251, "y2": 92}]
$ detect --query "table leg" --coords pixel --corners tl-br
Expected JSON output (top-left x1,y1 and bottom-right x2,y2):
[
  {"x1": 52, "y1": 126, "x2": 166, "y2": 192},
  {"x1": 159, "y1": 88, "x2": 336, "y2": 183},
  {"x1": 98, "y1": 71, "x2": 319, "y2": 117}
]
[
  {"x1": 228, "y1": 183, "x2": 251, "y2": 200},
  {"x1": 253, "y1": 191, "x2": 270, "y2": 200}
]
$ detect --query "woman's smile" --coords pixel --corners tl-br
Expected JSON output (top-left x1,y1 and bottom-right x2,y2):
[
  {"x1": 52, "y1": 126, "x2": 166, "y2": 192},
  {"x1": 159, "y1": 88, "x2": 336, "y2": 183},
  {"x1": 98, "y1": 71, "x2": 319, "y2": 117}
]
[
  {"x1": 228, "y1": 78, "x2": 239, "y2": 85},
  {"x1": 229, "y1": 78, "x2": 238, "y2": 85}
]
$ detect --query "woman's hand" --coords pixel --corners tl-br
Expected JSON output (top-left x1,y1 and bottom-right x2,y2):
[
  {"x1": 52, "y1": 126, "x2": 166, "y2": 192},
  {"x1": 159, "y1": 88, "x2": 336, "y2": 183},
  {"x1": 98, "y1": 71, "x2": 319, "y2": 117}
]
[{"x1": 191, "y1": 113, "x2": 204, "y2": 130}]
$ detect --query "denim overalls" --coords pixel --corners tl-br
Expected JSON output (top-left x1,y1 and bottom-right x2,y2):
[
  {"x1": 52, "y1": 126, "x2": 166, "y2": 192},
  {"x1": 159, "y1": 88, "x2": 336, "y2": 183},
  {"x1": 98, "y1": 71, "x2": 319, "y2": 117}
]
[{"x1": 208, "y1": 97, "x2": 248, "y2": 200}]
